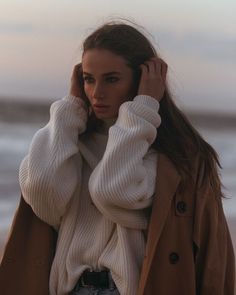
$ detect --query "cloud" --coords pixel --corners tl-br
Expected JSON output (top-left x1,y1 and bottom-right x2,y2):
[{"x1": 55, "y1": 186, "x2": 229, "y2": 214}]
[
  {"x1": 0, "y1": 20, "x2": 86, "y2": 39},
  {"x1": 154, "y1": 29, "x2": 236, "y2": 62},
  {"x1": 1, "y1": 19, "x2": 235, "y2": 63},
  {"x1": 0, "y1": 22, "x2": 35, "y2": 34}
]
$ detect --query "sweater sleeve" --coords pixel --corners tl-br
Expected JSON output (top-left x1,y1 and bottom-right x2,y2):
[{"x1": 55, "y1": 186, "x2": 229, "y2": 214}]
[
  {"x1": 88, "y1": 95, "x2": 161, "y2": 230},
  {"x1": 19, "y1": 95, "x2": 88, "y2": 228}
]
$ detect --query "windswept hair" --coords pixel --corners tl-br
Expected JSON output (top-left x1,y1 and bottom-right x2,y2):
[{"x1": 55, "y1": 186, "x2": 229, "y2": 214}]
[{"x1": 80, "y1": 20, "x2": 224, "y2": 199}]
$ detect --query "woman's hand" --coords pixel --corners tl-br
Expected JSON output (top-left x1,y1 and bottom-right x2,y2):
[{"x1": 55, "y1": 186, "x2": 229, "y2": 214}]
[
  {"x1": 70, "y1": 63, "x2": 89, "y2": 106},
  {"x1": 70, "y1": 63, "x2": 91, "y2": 108},
  {"x1": 138, "y1": 57, "x2": 168, "y2": 102}
]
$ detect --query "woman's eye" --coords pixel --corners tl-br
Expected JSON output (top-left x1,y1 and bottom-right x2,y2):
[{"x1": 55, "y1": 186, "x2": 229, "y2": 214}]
[
  {"x1": 83, "y1": 76, "x2": 94, "y2": 83},
  {"x1": 83, "y1": 76, "x2": 119, "y2": 84},
  {"x1": 107, "y1": 77, "x2": 119, "y2": 83}
]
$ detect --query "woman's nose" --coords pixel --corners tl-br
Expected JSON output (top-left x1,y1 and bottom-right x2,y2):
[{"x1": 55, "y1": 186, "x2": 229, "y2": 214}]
[{"x1": 93, "y1": 83, "x2": 105, "y2": 99}]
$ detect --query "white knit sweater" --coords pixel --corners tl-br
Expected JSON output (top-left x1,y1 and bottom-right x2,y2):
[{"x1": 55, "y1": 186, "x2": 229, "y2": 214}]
[{"x1": 19, "y1": 94, "x2": 161, "y2": 295}]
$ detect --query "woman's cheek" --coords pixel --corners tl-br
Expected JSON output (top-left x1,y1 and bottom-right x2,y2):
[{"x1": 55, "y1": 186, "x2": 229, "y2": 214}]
[{"x1": 84, "y1": 86, "x2": 91, "y2": 101}]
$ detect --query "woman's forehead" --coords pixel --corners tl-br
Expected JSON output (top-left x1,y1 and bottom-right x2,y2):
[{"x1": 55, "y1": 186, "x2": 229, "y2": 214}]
[{"x1": 82, "y1": 49, "x2": 129, "y2": 74}]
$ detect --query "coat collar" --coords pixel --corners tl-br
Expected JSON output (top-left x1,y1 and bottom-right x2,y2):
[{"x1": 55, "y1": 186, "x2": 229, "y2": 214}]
[{"x1": 138, "y1": 153, "x2": 181, "y2": 294}]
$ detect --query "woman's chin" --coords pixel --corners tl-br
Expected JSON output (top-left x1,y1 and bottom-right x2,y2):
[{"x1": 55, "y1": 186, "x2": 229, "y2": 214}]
[{"x1": 95, "y1": 112, "x2": 117, "y2": 120}]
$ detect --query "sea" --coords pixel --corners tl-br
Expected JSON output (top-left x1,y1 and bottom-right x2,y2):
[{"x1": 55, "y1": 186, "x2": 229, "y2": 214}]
[{"x1": 0, "y1": 102, "x2": 236, "y2": 249}]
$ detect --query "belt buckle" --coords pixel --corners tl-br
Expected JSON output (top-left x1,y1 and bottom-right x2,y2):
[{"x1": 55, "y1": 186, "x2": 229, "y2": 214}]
[
  {"x1": 80, "y1": 270, "x2": 93, "y2": 287},
  {"x1": 79, "y1": 269, "x2": 115, "y2": 289},
  {"x1": 107, "y1": 271, "x2": 116, "y2": 290},
  {"x1": 80, "y1": 275, "x2": 88, "y2": 287}
]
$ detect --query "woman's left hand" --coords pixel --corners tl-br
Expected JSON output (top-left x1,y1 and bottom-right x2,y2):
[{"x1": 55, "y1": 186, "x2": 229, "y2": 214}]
[{"x1": 138, "y1": 57, "x2": 168, "y2": 102}]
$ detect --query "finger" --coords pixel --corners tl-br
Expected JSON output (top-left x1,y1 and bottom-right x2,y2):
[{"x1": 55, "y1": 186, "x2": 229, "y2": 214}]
[
  {"x1": 145, "y1": 61, "x2": 153, "y2": 74},
  {"x1": 151, "y1": 57, "x2": 167, "y2": 80},
  {"x1": 159, "y1": 59, "x2": 168, "y2": 82},
  {"x1": 74, "y1": 62, "x2": 82, "y2": 69},
  {"x1": 72, "y1": 63, "x2": 82, "y2": 76},
  {"x1": 139, "y1": 64, "x2": 148, "y2": 78},
  {"x1": 151, "y1": 57, "x2": 163, "y2": 76},
  {"x1": 144, "y1": 59, "x2": 157, "y2": 75},
  {"x1": 72, "y1": 64, "x2": 83, "y2": 81}
]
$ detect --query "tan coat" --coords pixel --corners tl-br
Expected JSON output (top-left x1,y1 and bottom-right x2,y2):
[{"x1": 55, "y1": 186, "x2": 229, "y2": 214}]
[{"x1": 0, "y1": 153, "x2": 235, "y2": 294}]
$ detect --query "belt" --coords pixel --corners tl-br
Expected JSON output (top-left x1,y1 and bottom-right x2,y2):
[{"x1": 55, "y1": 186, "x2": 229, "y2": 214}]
[{"x1": 76, "y1": 269, "x2": 117, "y2": 289}]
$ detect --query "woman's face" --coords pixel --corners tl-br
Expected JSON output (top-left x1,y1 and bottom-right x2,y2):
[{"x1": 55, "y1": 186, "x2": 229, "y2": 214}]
[{"x1": 82, "y1": 49, "x2": 136, "y2": 120}]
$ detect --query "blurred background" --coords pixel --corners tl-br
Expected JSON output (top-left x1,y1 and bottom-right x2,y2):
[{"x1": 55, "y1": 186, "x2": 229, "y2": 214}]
[{"x1": 0, "y1": 0, "x2": 235, "y2": 264}]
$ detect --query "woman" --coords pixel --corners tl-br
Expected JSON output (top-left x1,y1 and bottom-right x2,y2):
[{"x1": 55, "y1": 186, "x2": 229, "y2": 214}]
[{"x1": 0, "y1": 21, "x2": 235, "y2": 295}]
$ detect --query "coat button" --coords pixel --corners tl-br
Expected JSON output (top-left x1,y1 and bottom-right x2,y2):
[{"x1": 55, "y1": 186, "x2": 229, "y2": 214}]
[
  {"x1": 176, "y1": 201, "x2": 187, "y2": 214},
  {"x1": 169, "y1": 252, "x2": 179, "y2": 264}
]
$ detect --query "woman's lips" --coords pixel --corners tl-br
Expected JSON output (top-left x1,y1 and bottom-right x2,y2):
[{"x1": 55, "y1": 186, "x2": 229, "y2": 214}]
[{"x1": 93, "y1": 105, "x2": 110, "y2": 112}]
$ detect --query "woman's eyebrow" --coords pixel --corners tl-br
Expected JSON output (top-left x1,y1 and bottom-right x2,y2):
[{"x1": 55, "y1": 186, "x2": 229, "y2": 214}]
[{"x1": 83, "y1": 71, "x2": 121, "y2": 76}]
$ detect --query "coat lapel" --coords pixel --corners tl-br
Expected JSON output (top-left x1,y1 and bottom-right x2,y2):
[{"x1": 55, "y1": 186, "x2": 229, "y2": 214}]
[{"x1": 138, "y1": 153, "x2": 181, "y2": 295}]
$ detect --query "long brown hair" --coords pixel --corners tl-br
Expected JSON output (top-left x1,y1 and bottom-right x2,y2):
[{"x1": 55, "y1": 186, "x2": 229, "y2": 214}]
[{"x1": 80, "y1": 20, "x2": 224, "y2": 198}]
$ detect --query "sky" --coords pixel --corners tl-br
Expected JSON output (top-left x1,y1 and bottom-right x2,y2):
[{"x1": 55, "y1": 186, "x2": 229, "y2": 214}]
[{"x1": 0, "y1": 0, "x2": 236, "y2": 113}]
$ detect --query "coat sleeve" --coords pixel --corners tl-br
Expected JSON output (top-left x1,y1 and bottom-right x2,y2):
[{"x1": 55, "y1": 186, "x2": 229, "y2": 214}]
[
  {"x1": 0, "y1": 196, "x2": 57, "y2": 295},
  {"x1": 193, "y1": 175, "x2": 235, "y2": 294}
]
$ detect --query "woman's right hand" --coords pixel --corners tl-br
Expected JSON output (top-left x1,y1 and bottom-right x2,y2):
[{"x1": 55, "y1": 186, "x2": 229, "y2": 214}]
[{"x1": 70, "y1": 63, "x2": 89, "y2": 106}]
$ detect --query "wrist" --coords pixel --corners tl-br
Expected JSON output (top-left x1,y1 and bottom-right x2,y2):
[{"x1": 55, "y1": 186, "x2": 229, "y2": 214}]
[{"x1": 63, "y1": 95, "x2": 88, "y2": 109}]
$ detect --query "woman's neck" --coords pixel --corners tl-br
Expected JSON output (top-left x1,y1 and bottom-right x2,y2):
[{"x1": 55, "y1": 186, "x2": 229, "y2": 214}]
[{"x1": 97, "y1": 117, "x2": 117, "y2": 135}]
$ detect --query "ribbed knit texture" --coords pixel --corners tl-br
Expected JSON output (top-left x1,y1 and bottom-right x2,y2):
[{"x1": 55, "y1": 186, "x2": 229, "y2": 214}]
[{"x1": 19, "y1": 94, "x2": 161, "y2": 295}]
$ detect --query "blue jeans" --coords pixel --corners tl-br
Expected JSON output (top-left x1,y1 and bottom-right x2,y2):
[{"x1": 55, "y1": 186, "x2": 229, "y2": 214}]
[{"x1": 70, "y1": 286, "x2": 120, "y2": 294}]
